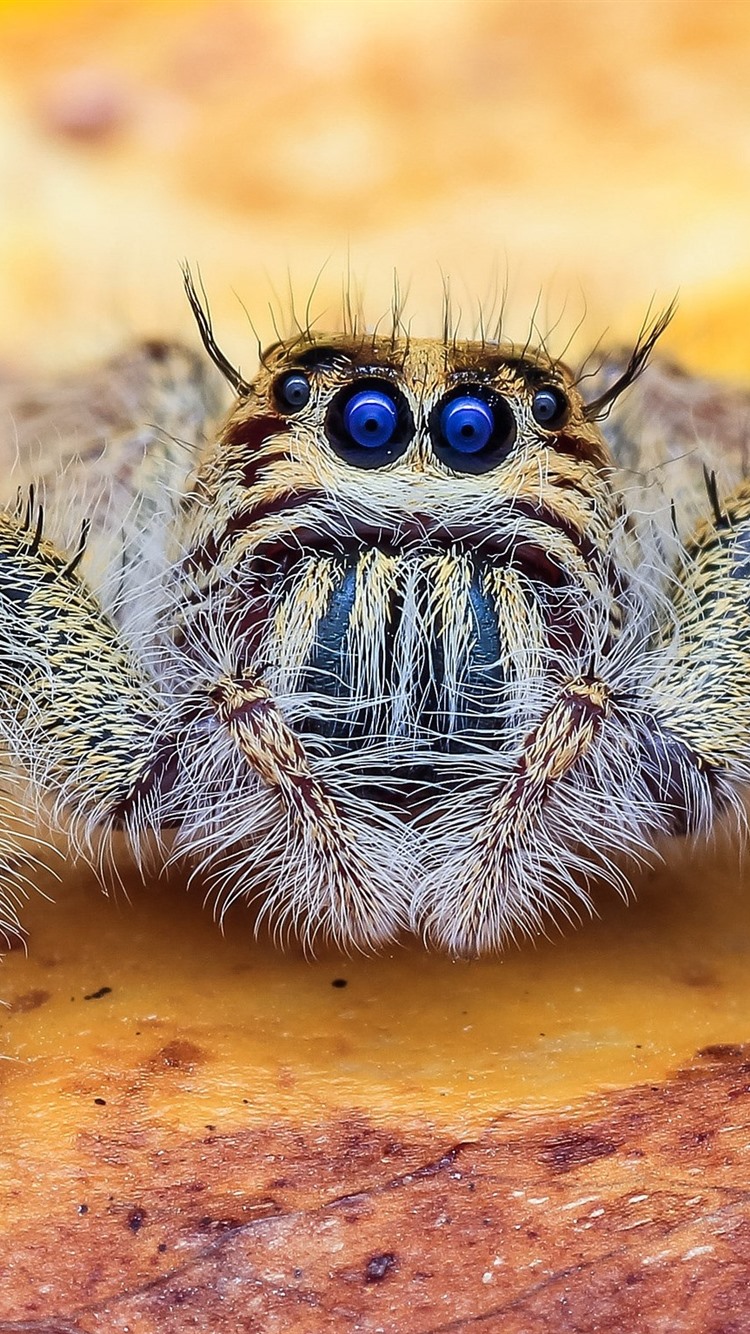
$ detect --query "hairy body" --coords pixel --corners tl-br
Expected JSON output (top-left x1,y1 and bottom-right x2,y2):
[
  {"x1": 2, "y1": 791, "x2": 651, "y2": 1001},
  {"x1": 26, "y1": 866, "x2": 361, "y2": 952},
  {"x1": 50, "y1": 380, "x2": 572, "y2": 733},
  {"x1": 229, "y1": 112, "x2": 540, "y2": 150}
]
[{"x1": 0, "y1": 288, "x2": 748, "y2": 955}]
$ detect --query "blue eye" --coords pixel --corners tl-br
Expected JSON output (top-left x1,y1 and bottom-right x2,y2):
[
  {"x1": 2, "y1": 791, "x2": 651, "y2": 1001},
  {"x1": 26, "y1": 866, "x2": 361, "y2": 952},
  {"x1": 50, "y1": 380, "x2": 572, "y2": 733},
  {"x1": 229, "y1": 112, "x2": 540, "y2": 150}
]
[
  {"x1": 439, "y1": 397, "x2": 494, "y2": 454},
  {"x1": 343, "y1": 390, "x2": 399, "y2": 449},
  {"x1": 531, "y1": 386, "x2": 569, "y2": 428},
  {"x1": 275, "y1": 371, "x2": 311, "y2": 412},
  {"x1": 326, "y1": 379, "x2": 413, "y2": 467},
  {"x1": 432, "y1": 388, "x2": 516, "y2": 473}
]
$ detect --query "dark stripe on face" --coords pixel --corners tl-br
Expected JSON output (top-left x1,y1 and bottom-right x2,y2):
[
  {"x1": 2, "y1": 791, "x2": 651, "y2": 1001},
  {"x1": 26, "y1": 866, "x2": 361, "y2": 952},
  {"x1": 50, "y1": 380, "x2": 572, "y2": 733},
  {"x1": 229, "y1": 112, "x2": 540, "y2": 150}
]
[
  {"x1": 220, "y1": 413, "x2": 290, "y2": 490},
  {"x1": 185, "y1": 489, "x2": 325, "y2": 578},
  {"x1": 223, "y1": 412, "x2": 286, "y2": 451}
]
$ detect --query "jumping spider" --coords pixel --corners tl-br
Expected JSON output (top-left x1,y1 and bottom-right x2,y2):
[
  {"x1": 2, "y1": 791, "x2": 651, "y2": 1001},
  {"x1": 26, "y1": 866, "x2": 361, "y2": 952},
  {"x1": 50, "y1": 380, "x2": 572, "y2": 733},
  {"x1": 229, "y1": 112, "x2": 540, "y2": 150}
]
[{"x1": 0, "y1": 276, "x2": 748, "y2": 955}]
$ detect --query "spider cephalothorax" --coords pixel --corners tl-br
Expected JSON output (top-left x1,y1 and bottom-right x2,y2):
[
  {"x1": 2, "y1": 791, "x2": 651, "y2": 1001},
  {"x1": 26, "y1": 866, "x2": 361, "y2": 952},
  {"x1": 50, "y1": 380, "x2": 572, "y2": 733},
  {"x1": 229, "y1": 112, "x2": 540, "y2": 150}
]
[{"x1": 0, "y1": 286, "x2": 747, "y2": 955}]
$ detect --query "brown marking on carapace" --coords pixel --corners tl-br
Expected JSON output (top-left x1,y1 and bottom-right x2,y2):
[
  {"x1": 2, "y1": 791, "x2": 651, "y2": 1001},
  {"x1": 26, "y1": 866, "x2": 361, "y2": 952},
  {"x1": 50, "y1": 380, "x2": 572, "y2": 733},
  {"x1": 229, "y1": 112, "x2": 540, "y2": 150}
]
[
  {"x1": 185, "y1": 488, "x2": 324, "y2": 580},
  {"x1": 554, "y1": 428, "x2": 607, "y2": 463},
  {"x1": 6, "y1": 1048, "x2": 750, "y2": 1328},
  {"x1": 219, "y1": 412, "x2": 286, "y2": 471},
  {"x1": 228, "y1": 486, "x2": 323, "y2": 533},
  {"x1": 239, "y1": 443, "x2": 289, "y2": 492}
]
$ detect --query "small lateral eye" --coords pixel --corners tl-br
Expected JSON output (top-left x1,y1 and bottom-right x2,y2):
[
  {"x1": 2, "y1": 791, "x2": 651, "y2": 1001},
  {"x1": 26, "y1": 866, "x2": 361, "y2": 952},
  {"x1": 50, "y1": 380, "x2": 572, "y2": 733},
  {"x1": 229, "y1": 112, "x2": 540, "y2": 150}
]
[
  {"x1": 531, "y1": 385, "x2": 569, "y2": 428},
  {"x1": 275, "y1": 371, "x2": 311, "y2": 412},
  {"x1": 343, "y1": 389, "x2": 398, "y2": 448}
]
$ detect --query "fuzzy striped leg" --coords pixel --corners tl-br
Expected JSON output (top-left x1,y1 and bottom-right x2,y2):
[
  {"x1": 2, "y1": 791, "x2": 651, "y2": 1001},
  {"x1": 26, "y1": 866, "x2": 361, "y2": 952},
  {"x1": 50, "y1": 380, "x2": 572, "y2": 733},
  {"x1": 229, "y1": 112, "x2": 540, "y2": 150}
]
[
  {"x1": 423, "y1": 678, "x2": 611, "y2": 954},
  {"x1": 0, "y1": 502, "x2": 166, "y2": 904},
  {"x1": 644, "y1": 479, "x2": 750, "y2": 811},
  {"x1": 211, "y1": 675, "x2": 402, "y2": 950}
]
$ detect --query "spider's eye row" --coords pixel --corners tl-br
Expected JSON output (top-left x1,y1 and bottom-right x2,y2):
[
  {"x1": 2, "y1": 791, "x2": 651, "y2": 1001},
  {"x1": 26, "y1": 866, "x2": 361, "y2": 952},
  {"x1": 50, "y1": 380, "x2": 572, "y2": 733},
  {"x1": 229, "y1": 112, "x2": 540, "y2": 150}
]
[
  {"x1": 317, "y1": 377, "x2": 568, "y2": 472},
  {"x1": 531, "y1": 385, "x2": 569, "y2": 429},
  {"x1": 275, "y1": 371, "x2": 311, "y2": 412},
  {"x1": 343, "y1": 389, "x2": 399, "y2": 449}
]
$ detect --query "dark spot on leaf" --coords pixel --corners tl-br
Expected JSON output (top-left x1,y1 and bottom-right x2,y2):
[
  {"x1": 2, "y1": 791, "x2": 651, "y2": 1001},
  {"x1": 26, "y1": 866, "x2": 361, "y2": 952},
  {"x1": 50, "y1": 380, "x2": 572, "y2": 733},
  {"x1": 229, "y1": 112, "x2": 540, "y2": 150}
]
[
  {"x1": 538, "y1": 1131, "x2": 617, "y2": 1171},
  {"x1": 698, "y1": 1044, "x2": 745, "y2": 1061},
  {"x1": 365, "y1": 1252, "x2": 397, "y2": 1283},
  {"x1": 84, "y1": 986, "x2": 113, "y2": 1001},
  {"x1": 153, "y1": 1040, "x2": 206, "y2": 1071},
  {"x1": 128, "y1": 1207, "x2": 146, "y2": 1233},
  {"x1": 8, "y1": 989, "x2": 50, "y2": 1013}
]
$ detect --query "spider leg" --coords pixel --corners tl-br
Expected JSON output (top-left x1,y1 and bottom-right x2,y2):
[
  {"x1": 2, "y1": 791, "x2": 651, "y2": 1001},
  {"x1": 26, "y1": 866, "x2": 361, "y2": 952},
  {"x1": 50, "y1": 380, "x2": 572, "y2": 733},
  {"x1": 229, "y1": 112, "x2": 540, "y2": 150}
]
[
  {"x1": 0, "y1": 501, "x2": 168, "y2": 906},
  {"x1": 0, "y1": 340, "x2": 228, "y2": 619},
  {"x1": 425, "y1": 479, "x2": 750, "y2": 956},
  {"x1": 422, "y1": 678, "x2": 611, "y2": 954},
  {"x1": 0, "y1": 498, "x2": 404, "y2": 950},
  {"x1": 210, "y1": 674, "x2": 407, "y2": 951},
  {"x1": 646, "y1": 478, "x2": 750, "y2": 793}
]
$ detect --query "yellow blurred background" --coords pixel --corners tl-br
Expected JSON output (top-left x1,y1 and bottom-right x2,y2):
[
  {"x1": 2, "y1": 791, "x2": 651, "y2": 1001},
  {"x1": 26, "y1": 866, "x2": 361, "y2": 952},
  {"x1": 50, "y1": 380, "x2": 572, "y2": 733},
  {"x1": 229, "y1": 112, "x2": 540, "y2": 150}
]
[{"x1": 1, "y1": 0, "x2": 750, "y2": 376}]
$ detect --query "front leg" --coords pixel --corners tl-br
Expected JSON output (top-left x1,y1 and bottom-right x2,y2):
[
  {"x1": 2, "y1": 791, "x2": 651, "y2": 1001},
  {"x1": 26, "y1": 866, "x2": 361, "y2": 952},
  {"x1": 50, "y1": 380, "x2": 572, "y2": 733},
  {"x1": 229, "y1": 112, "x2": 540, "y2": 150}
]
[
  {"x1": 420, "y1": 677, "x2": 613, "y2": 955},
  {"x1": 210, "y1": 675, "x2": 408, "y2": 950},
  {"x1": 0, "y1": 498, "x2": 408, "y2": 951}
]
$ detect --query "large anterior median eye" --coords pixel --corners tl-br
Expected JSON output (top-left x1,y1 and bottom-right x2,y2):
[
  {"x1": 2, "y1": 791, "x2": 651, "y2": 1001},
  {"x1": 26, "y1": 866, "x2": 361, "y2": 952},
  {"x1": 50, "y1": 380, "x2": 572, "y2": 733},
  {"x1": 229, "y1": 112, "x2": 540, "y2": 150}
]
[
  {"x1": 432, "y1": 389, "x2": 517, "y2": 473},
  {"x1": 440, "y1": 397, "x2": 494, "y2": 454},
  {"x1": 343, "y1": 390, "x2": 398, "y2": 448},
  {"x1": 326, "y1": 380, "x2": 413, "y2": 468}
]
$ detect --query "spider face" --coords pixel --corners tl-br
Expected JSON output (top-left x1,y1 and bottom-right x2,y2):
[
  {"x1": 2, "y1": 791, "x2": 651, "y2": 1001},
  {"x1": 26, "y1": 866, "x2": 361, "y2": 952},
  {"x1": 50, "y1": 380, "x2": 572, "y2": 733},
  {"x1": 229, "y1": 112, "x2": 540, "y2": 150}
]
[{"x1": 182, "y1": 335, "x2": 621, "y2": 784}]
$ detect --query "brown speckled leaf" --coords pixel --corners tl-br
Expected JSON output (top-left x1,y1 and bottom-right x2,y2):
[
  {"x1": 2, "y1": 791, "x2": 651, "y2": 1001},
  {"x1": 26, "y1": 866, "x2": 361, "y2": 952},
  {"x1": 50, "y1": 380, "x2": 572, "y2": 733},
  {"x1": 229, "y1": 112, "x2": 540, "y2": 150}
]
[{"x1": 3, "y1": 1046, "x2": 750, "y2": 1332}]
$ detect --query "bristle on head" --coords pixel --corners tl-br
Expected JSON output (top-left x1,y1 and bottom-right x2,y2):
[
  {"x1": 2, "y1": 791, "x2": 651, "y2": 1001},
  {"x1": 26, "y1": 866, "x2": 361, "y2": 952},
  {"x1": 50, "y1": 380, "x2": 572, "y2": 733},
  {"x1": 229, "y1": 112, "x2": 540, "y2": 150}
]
[
  {"x1": 182, "y1": 263, "x2": 250, "y2": 397},
  {"x1": 582, "y1": 299, "x2": 677, "y2": 421}
]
